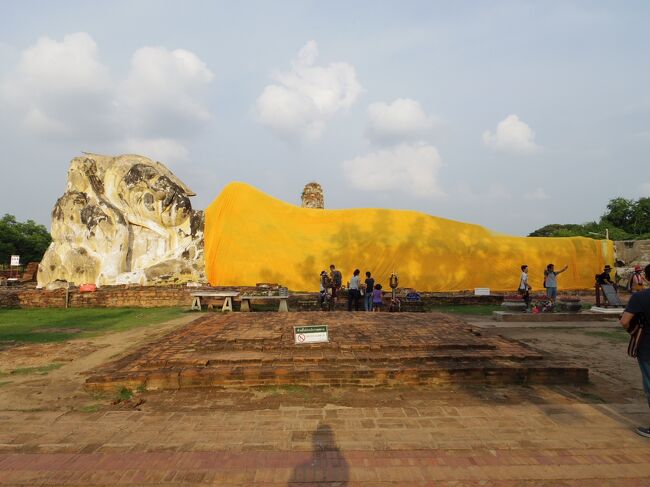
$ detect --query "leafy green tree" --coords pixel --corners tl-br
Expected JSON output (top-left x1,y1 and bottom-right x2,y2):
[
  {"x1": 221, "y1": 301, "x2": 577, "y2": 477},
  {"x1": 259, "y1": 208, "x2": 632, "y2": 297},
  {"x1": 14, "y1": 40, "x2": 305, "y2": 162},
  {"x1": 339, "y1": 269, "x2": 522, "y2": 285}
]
[
  {"x1": 529, "y1": 196, "x2": 650, "y2": 240},
  {"x1": 630, "y1": 197, "x2": 650, "y2": 234},
  {"x1": 0, "y1": 214, "x2": 52, "y2": 265},
  {"x1": 602, "y1": 197, "x2": 634, "y2": 233}
]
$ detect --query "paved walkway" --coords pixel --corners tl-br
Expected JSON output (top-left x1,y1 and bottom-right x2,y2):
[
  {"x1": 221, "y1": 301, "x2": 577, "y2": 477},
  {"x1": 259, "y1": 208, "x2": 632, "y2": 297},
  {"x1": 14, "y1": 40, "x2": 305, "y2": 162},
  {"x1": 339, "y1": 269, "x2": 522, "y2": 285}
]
[
  {"x1": 2, "y1": 313, "x2": 650, "y2": 485},
  {"x1": 1, "y1": 385, "x2": 650, "y2": 485}
]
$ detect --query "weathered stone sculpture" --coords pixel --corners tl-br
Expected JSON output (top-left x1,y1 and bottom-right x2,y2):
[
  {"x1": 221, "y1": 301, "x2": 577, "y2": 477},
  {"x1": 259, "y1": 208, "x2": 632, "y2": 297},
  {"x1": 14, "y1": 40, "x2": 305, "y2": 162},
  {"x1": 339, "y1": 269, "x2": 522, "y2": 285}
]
[
  {"x1": 301, "y1": 182, "x2": 324, "y2": 209},
  {"x1": 37, "y1": 154, "x2": 205, "y2": 287}
]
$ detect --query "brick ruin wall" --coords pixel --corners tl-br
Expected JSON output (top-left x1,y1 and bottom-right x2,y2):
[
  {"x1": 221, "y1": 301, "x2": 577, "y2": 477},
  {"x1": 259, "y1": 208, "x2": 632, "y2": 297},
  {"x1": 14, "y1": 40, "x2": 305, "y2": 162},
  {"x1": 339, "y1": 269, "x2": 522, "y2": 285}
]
[
  {"x1": 0, "y1": 284, "x2": 507, "y2": 310},
  {"x1": 0, "y1": 285, "x2": 197, "y2": 309}
]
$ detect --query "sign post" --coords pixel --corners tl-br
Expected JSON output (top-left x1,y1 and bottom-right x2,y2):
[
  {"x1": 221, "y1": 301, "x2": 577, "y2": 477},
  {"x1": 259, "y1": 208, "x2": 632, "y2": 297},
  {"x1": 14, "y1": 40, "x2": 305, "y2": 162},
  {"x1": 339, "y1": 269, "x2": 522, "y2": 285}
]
[
  {"x1": 294, "y1": 325, "x2": 329, "y2": 344},
  {"x1": 9, "y1": 255, "x2": 20, "y2": 280}
]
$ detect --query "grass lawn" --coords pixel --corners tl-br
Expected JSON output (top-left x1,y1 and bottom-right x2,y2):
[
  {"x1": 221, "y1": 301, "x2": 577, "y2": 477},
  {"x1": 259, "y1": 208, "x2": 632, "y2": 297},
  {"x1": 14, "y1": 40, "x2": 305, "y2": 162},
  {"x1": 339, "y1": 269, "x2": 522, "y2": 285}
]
[
  {"x1": 0, "y1": 307, "x2": 187, "y2": 344},
  {"x1": 582, "y1": 329, "x2": 630, "y2": 343},
  {"x1": 424, "y1": 304, "x2": 502, "y2": 316}
]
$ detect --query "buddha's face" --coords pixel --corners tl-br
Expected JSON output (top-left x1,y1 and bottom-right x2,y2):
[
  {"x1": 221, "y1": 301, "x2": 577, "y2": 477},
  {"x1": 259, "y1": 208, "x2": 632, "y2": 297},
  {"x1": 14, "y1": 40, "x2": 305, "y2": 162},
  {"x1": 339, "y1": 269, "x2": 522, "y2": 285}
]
[{"x1": 120, "y1": 164, "x2": 192, "y2": 227}]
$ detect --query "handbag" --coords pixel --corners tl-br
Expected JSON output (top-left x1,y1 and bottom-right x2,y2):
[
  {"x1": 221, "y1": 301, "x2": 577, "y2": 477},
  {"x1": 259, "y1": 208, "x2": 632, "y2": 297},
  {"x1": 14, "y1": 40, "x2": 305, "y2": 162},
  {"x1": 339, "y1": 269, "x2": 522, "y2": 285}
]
[{"x1": 627, "y1": 313, "x2": 647, "y2": 358}]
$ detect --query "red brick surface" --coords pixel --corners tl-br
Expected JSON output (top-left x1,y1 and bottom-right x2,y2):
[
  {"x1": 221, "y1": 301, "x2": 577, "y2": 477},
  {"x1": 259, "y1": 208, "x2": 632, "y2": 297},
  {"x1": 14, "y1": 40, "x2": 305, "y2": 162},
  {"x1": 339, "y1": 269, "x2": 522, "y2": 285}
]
[{"x1": 85, "y1": 312, "x2": 587, "y2": 391}]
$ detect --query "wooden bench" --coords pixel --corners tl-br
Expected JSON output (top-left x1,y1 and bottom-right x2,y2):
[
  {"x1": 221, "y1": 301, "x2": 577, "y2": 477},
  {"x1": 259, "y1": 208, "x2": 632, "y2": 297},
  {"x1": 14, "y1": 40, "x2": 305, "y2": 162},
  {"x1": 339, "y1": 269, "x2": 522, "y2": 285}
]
[
  {"x1": 239, "y1": 295, "x2": 289, "y2": 312},
  {"x1": 191, "y1": 291, "x2": 240, "y2": 312}
]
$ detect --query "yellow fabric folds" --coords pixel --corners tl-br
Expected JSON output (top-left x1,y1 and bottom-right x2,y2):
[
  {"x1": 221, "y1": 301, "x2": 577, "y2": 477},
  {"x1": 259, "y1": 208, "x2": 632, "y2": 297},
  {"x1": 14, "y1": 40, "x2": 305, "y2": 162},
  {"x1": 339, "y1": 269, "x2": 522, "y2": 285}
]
[{"x1": 205, "y1": 182, "x2": 614, "y2": 292}]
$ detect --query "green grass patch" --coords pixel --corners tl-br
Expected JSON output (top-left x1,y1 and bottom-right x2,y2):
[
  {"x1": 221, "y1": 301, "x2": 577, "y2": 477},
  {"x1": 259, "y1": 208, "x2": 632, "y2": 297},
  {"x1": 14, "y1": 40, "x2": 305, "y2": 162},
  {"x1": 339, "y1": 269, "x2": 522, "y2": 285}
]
[
  {"x1": 0, "y1": 307, "x2": 186, "y2": 344},
  {"x1": 0, "y1": 381, "x2": 12, "y2": 388},
  {"x1": 425, "y1": 304, "x2": 503, "y2": 316},
  {"x1": 9, "y1": 363, "x2": 64, "y2": 375},
  {"x1": 118, "y1": 387, "x2": 133, "y2": 401},
  {"x1": 78, "y1": 404, "x2": 102, "y2": 413},
  {"x1": 574, "y1": 390, "x2": 605, "y2": 403},
  {"x1": 583, "y1": 329, "x2": 629, "y2": 343}
]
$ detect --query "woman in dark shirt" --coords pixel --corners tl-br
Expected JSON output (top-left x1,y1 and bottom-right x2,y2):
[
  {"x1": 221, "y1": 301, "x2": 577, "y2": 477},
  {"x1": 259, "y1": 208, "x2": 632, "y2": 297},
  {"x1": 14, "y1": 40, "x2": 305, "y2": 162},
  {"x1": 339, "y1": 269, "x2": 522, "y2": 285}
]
[{"x1": 364, "y1": 271, "x2": 375, "y2": 312}]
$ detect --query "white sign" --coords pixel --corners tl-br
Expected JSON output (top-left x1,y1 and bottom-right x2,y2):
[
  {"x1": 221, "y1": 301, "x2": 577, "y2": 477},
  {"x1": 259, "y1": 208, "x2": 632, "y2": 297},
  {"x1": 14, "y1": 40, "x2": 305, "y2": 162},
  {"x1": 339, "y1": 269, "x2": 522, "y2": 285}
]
[
  {"x1": 294, "y1": 325, "x2": 329, "y2": 344},
  {"x1": 474, "y1": 287, "x2": 490, "y2": 296},
  {"x1": 10, "y1": 255, "x2": 20, "y2": 266}
]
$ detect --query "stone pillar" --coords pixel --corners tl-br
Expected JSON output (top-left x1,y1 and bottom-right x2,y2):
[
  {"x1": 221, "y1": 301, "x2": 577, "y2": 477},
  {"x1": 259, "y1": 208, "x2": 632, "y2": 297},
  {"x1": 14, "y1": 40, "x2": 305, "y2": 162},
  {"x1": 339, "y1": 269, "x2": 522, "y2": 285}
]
[{"x1": 301, "y1": 182, "x2": 324, "y2": 209}]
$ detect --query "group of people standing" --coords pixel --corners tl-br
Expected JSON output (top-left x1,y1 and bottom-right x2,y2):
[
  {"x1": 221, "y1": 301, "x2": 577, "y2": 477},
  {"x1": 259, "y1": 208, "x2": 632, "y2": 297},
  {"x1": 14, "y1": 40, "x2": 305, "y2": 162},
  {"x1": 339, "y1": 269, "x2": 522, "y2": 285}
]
[
  {"x1": 519, "y1": 262, "x2": 646, "y2": 311},
  {"x1": 319, "y1": 264, "x2": 384, "y2": 311},
  {"x1": 518, "y1": 263, "x2": 570, "y2": 310}
]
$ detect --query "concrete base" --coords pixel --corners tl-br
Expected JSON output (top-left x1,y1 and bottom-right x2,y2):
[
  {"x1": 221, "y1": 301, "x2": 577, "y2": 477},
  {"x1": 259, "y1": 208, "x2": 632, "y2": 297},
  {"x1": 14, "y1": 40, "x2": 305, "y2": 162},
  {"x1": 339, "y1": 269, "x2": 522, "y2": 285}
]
[
  {"x1": 493, "y1": 311, "x2": 618, "y2": 322},
  {"x1": 590, "y1": 306, "x2": 625, "y2": 314}
]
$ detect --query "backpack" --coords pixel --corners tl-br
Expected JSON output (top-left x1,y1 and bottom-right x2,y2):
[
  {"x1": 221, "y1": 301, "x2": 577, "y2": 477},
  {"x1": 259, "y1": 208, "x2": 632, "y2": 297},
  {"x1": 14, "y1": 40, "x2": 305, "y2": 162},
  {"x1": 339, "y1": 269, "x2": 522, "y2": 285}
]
[
  {"x1": 332, "y1": 270, "x2": 342, "y2": 287},
  {"x1": 627, "y1": 313, "x2": 647, "y2": 358}
]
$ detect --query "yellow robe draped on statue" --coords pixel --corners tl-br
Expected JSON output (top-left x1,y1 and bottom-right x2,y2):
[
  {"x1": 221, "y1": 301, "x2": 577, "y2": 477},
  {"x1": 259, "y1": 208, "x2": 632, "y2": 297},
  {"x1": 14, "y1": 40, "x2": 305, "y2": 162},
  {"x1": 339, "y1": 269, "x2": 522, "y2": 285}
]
[{"x1": 204, "y1": 182, "x2": 614, "y2": 292}]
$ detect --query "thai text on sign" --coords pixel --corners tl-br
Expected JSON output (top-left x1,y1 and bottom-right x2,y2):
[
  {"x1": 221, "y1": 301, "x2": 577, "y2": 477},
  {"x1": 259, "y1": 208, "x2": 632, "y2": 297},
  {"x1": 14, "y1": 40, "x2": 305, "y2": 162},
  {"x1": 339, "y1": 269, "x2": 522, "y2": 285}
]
[{"x1": 294, "y1": 325, "x2": 329, "y2": 344}]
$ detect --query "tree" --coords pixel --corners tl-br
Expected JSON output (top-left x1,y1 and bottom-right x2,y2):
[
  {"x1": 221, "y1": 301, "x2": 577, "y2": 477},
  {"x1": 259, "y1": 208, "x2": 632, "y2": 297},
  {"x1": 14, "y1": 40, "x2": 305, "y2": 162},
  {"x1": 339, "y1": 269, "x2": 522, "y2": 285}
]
[
  {"x1": 602, "y1": 197, "x2": 634, "y2": 233},
  {"x1": 630, "y1": 197, "x2": 650, "y2": 235},
  {"x1": 0, "y1": 214, "x2": 52, "y2": 265},
  {"x1": 528, "y1": 196, "x2": 650, "y2": 240}
]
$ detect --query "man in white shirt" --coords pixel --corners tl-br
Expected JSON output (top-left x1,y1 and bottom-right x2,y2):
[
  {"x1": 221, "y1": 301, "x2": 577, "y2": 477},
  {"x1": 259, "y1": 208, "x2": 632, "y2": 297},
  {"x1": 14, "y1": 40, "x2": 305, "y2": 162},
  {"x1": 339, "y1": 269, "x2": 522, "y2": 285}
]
[{"x1": 519, "y1": 265, "x2": 532, "y2": 311}]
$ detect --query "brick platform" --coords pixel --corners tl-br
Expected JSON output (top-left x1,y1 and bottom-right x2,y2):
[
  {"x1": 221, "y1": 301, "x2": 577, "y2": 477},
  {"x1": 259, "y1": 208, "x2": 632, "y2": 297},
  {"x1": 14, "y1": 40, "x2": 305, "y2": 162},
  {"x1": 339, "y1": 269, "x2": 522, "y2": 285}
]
[
  {"x1": 85, "y1": 312, "x2": 587, "y2": 391},
  {"x1": 493, "y1": 311, "x2": 619, "y2": 322}
]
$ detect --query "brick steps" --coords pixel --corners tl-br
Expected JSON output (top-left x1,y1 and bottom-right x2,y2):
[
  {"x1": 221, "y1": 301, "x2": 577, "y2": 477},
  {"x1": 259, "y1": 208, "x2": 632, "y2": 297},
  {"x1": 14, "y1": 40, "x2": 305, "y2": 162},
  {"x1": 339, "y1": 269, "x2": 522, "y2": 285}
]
[
  {"x1": 85, "y1": 312, "x2": 587, "y2": 392},
  {"x1": 86, "y1": 360, "x2": 586, "y2": 391},
  {"x1": 153, "y1": 348, "x2": 544, "y2": 367}
]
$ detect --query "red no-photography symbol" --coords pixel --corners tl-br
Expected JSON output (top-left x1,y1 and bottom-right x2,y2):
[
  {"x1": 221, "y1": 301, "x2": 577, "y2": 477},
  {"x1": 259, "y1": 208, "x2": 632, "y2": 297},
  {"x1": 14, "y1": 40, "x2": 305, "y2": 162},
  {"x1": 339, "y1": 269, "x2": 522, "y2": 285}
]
[{"x1": 297, "y1": 333, "x2": 306, "y2": 343}]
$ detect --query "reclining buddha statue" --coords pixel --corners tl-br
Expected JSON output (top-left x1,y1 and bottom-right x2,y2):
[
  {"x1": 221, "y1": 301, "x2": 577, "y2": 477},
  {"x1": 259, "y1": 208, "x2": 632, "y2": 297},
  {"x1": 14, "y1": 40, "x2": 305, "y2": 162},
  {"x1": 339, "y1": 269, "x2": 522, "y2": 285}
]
[{"x1": 38, "y1": 154, "x2": 204, "y2": 287}]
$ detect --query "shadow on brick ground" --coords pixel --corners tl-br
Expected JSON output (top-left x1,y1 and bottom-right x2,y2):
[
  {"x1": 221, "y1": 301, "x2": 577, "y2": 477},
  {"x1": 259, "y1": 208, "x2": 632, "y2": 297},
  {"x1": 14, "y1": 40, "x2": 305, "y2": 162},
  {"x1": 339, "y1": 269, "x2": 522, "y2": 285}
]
[{"x1": 288, "y1": 423, "x2": 348, "y2": 486}]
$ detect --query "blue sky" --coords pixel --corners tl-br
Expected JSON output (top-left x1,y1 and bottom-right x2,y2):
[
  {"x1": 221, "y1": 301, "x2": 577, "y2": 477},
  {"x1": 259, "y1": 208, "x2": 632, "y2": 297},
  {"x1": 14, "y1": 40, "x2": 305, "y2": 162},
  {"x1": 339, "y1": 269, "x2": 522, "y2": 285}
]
[{"x1": 1, "y1": 1, "x2": 649, "y2": 235}]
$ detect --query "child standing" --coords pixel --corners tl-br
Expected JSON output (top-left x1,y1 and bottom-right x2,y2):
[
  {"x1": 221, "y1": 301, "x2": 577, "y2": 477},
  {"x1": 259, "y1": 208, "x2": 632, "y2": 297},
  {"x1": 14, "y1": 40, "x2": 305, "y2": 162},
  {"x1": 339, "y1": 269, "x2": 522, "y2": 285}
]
[{"x1": 372, "y1": 284, "x2": 384, "y2": 311}]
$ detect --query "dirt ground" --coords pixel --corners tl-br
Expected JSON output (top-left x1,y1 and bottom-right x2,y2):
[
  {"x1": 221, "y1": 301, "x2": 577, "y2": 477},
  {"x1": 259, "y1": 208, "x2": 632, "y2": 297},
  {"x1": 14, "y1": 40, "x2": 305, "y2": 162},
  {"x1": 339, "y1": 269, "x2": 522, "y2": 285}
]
[
  {"x1": 465, "y1": 317, "x2": 643, "y2": 405},
  {"x1": 0, "y1": 312, "x2": 644, "y2": 415},
  {"x1": 3, "y1": 311, "x2": 650, "y2": 485},
  {"x1": 0, "y1": 314, "x2": 197, "y2": 412}
]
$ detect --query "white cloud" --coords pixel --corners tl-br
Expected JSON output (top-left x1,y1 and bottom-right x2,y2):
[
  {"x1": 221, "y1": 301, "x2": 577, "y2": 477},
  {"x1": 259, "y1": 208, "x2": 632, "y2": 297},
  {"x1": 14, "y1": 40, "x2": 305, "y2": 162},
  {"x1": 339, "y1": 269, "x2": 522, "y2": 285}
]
[
  {"x1": 1, "y1": 32, "x2": 113, "y2": 137},
  {"x1": 366, "y1": 98, "x2": 437, "y2": 144},
  {"x1": 0, "y1": 33, "x2": 214, "y2": 162},
  {"x1": 341, "y1": 143, "x2": 444, "y2": 197},
  {"x1": 524, "y1": 188, "x2": 549, "y2": 200},
  {"x1": 116, "y1": 46, "x2": 214, "y2": 137},
  {"x1": 256, "y1": 40, "x2": 363, "y2": 141},
  {"x1": 641, "y1": 182, "x2": 650, "y2": 196},
  {"x1": 482, "y1": 114, "x2": 539, "y2": 155},
  {"x1": 118, "y1": 137, "x2": 189, "y2": 165}
]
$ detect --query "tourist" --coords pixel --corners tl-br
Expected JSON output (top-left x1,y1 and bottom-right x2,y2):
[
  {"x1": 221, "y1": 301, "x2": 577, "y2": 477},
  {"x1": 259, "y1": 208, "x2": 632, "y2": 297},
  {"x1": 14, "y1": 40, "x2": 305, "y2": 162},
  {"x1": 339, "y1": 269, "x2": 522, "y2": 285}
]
[
  {"x1": 372, "y1": 283, "x2": 384, "y2": 311},
  {"x1": 544, "y1": 263, "x2": 568, "y2": 306},
  {"x1": 319, "y1": 270, "x2": 329, "y2": 309},
  {"x1": 596, "y1": 265, "x2": 615, "y2": 287},
  {"x1": 630, "y1": 265, "x2": 646, "y2": 292},
  {"x1": 329, "y1": 264, "x2": 343, "y2": 306},
  {"x1": 348, "y1": 269, "x2": 361, "y2": 311},
  {"x1": 518, "y1": 265, "x2": 532, "y2": 311},
  {"x1": 364, "y1": 271, "x2": 375, "y2": 312},
  {"x1": 619, "y1": 264, "x2": 650, "y2": 438}
]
